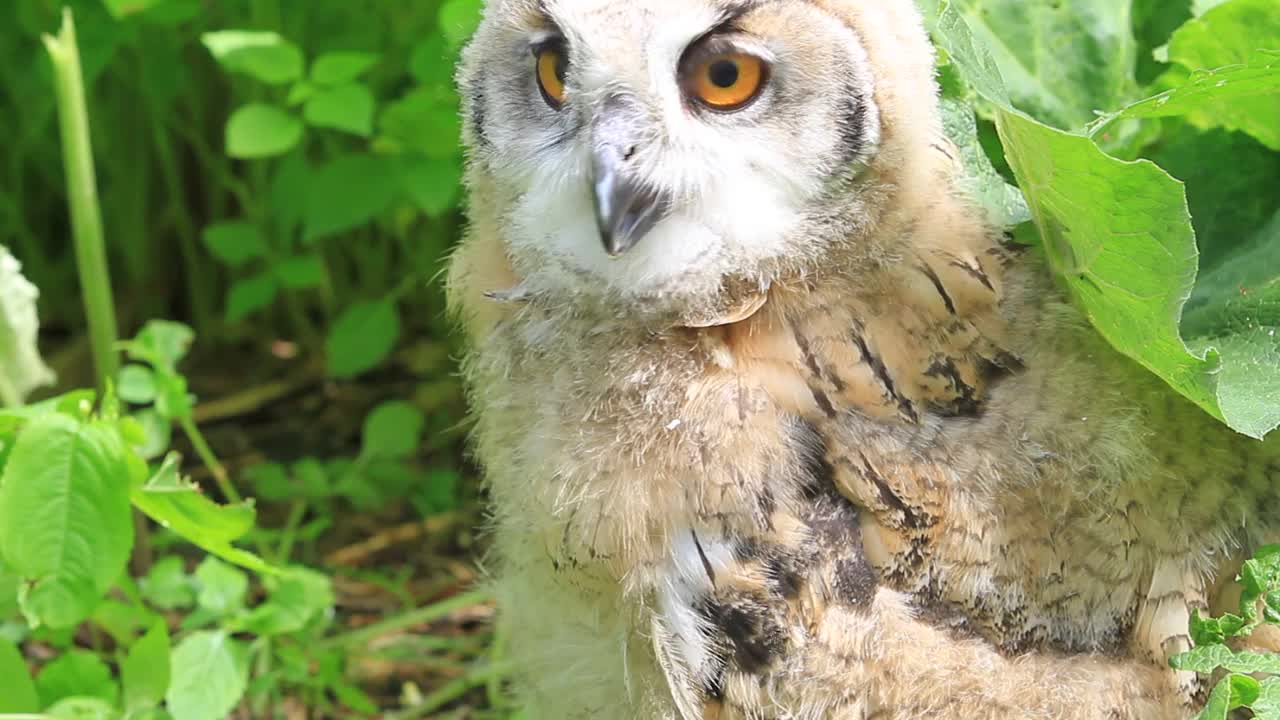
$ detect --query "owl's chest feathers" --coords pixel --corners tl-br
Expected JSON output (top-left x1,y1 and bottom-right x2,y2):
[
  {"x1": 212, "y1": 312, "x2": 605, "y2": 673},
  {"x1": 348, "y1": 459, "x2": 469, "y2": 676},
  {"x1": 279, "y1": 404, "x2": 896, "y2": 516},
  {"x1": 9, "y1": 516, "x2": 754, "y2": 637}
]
[{"x1": 472, "y1": 244, "x2": 1274, "y2": 658}]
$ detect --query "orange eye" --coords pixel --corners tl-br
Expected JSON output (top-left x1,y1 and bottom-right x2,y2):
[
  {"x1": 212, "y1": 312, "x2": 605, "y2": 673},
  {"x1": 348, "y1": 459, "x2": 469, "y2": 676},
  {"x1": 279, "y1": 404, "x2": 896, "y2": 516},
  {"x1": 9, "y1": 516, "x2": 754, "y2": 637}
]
[
  {"x1": 535, "y1": 46, "x2": 568, "y2": 108},
  {"x1": 688, "y1": 52, "x2": 766, "y2": 111}
]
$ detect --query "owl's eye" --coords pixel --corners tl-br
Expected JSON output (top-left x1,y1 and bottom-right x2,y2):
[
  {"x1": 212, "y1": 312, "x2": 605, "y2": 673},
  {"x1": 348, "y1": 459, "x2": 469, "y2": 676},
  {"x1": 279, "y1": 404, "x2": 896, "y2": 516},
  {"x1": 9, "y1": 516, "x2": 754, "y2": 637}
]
[
  {"x1": 687, "y1": 52, "x2": 767, "y2": 112},
  {"x1": 535, "y1": 45, "x2": 568, "y2": 108}
]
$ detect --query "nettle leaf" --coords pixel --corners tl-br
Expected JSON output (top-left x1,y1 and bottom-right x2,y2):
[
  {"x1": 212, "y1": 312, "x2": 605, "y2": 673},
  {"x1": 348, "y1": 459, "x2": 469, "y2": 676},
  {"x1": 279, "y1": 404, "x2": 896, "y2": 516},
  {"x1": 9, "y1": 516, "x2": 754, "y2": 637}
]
[
  {"x1": 303, "y1": 154, "x2": 401, "y2": 243},
  {"x1": 194, "y1": 557, "x2": 248, "y2": 617},
  {"x1": 117, "y1": 365, "x2": 157, "y2": 405},
  {"x1": 131, "y1": 482, "x2": 275, "y2": 576},
  {"x1": 303, "y1": 83, "x2": 375, "y2": 136},
  {"x1": 140, "y1": 556, "x2": 195, "y2": 611},
  {"x1": 201, "y1": 30, "x2": 303, "y2": 85},
  {"x1": 0, "y1": 638, "x2": 39, "y2": 713},
  {"x1": 166, "y1": 631, "x2": 248, "y2": 720},
  {"x1": 362, "y1": 401, "x2": 425, "y2": 459},
  {"x1": 0, "y1": 246, "x2": 56, "y2": 405},
  {"x1": 121, "y1": 621, "x2": 170, "y2": 712},
  {"x1": 234, "y1": 567, "x2": 334, "y2": 636},
  {"x1": 1166, "y1": 0, "x2": 1280, "y2": 150},
  {"x1": 933, "y1": 0, "x2": 1280, "y2": 438},
  {"x1": 311, "y1": 51, "x2": 379, "y2": 85},
  {"x1": 202, "y1": 221, "x2": 268, "y2": 268},
  {"x1": 944, "y1": 0, "x2": 1139, "y2": 129},
  {"x1": 1253, "y1": 677, "x2": 1280, "y2": 718},
  {"x1": 226, "y1": 272, "x2": 279, "y2": 322},
  {"x1": 36, "y1": 650, "x2": 119, "y2": 707},
  {"x1": 226, "y1": 104, "x2": 304, "y2": 159},
  {"x1": 123, "y1": 321, "x2": 194, "y2": 372},
  {"x1": 0, "y1": 414, "x2": 133, "y2": 629},
  {"x1": 326, "y1": 299, "x2": 401, "y2": 379}
]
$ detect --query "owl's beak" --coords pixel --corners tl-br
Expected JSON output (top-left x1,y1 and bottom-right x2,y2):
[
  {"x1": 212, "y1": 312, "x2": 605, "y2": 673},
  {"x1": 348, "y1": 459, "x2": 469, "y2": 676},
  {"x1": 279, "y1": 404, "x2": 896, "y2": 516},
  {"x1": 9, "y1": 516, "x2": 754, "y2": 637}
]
[{"x1": 591, "y1": 145, "x2": 665, "y2": 257}]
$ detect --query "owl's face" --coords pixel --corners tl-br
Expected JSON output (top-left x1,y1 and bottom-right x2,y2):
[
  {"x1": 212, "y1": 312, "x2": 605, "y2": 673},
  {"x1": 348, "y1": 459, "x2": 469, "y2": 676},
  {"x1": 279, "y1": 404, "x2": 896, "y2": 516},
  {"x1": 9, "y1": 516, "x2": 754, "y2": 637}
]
[{"x1": 460, "y1": 0, "x2": 929, "y2": 315}]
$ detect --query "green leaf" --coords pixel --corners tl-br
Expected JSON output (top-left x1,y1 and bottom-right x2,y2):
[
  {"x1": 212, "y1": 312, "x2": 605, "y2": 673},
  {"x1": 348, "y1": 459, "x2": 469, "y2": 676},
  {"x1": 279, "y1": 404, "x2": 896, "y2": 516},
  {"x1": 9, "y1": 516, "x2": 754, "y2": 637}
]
[
  {"x1": 45, "y1": 697, "x2": 121, "y2": 720},
  {"x1": 944, "y1": 0, "x2": 1139, "y2": 129},
  {"x1": 362, "y1": 401, "x2": 425, "y2": 459},
  {"x1": 311, "y1": 51, "x2": 379, "y2": 85},
  {"x1": 36, "y1": 651, "x2": 119, "y2": 707},
  {"x1": 194, "y1": 557, "x2": 248, "y2": 617},
  {"x1": 1166, "y1": 0, "x2": 1280, "y2": 150},
  {"x1": 131, "y1": 409, "x2": 172, "y2": 461},
  {"x1": 303, "y1": 83, "x2": 375, "y2": 136},
  {"x1": 438, "y1": 0, "x2": 484, "y2": 49},
  {"x1": 939, "y1": 98, "x2": 1030, "y2": 228},
  {"x1": 201, "y1": 221, "x2": 268, "y2": 268},
  {"x1": 379, "y1": 89, "x2": 463, "y2": 159},
  {"x1": 123, "y1": 321, "x2": 194, "y2": 371},
  {"x1": 325, "y1": 300, "x2": 400, "y2": 379},
  {"x1": 398, "y1": 157, "x2": 462, "y2": 218},
  {"x1": 201, "y1": 31, "x2": 303, "y2": 85},
  {"x1": 165, "y1": 631, "x2": 248, "y2": 720},
  {"x1": 226, "y1": 272, "x2": 279, "y2": 322},
  {"x1": 933, "y1": 0, "x2": 1280, "y2": 438},
  {"x1": 121, "y1": 621, "x2": 170, "y2": 712},
  {"x1": 0, "y1": 245, "x2": 57, "y2": 404},
  {"x1": 1100, "y1": 52, "x2": 1280, "y2": 131},
  {"x1": 117, "y1": 365, "x2": 157, "y2": 405},
  {"x1": 139, "y1": 556, "x2": 195, "y2": 611},
  {"x1": 0, "y1": 638, "x2": 39, "y2": 713},
  {"x1": 1252, "y1": 676, "x2": 1280, "y2": 718},
  {"x1": 226, "y1": 104, "x2": 304, "y2": 159},
  {"x1": 303, "y1": 154, "x2": 401, "y2": 242},
  {"x1": 1146, "y1": 127, "x2": 1280, "y2": 273},
  {"x1": 234, "y1": 568, "x2": 333, "y2": 636},
  {"x1": 273, "y1": 254, "x2": 326, "y2": 290},
  {"x1": 131, "y1": 483, "x2": 275, "y2": 576},
  {"x1": 409, "y1": 35, "x2": 455, "y2": 88},
  {"x1": 0, "y1": 414, "x2": 134, "y2": 629}
]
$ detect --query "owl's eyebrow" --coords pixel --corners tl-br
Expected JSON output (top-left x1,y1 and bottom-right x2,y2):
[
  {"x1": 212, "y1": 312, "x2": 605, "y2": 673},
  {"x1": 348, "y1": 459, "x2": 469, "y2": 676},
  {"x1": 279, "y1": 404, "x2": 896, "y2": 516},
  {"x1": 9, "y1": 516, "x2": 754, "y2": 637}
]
[{"x1": 712, "y1": 0, "x2": 780, "y2": 28}]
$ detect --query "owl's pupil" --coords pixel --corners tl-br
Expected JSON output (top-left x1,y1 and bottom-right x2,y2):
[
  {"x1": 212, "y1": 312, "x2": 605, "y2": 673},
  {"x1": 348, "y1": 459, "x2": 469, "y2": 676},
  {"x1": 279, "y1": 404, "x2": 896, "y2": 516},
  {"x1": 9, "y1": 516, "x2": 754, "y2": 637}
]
[
  {"x1": 555, "y1": 54, "x2": 568, "y2": 82},
  {"x1": 708, "y1": 60, "x2": 739, "y2": 88}
]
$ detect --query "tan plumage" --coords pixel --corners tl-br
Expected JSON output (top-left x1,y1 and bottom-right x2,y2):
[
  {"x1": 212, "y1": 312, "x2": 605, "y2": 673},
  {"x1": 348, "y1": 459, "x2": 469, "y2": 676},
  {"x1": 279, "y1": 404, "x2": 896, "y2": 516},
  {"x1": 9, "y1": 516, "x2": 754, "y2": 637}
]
[{"x1": 448, "y1": 1, "x2": 1280, "y2": 718}]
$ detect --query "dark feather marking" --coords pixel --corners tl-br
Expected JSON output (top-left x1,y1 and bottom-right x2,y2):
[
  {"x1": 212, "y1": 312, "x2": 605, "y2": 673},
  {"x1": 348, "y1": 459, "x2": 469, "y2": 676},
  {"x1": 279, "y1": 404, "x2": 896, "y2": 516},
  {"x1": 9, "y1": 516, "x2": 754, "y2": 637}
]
[
  {"x1": 949, "y1": 259, "x2": 995, "y2": 292},
  {"x1": 858, "y1": 452, "x2": 931, "y2": 530},
  {"x1": 924, "y1": 356, "x2": 981, "y2": 417},
  {"x1": 691, "y1": 529, "x2": 718, "y2": 588},
  {"x1": 810, "y1": 385, "x2": 838, "y2": 418},
  {"x1": 850, "y1": 326, "x2": 919, "y2": 423},
  {"x1": 917, "y1": 264, "x2": 957, "y2": 315}
]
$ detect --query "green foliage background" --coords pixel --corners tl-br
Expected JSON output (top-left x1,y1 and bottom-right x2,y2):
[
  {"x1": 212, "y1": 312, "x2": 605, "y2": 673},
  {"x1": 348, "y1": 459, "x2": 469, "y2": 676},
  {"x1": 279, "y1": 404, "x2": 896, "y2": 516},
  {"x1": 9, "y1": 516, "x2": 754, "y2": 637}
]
[{"x1": 0, "y1": 0, "x2": 1277, "y2": 717}]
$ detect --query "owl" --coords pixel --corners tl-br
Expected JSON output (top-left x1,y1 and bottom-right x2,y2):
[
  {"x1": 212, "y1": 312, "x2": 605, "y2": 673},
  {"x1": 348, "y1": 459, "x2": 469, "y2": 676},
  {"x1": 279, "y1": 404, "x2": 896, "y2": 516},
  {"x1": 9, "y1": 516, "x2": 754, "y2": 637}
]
[{"x1": 446, "y1": 1, "x2": 1280, "y2": 718}]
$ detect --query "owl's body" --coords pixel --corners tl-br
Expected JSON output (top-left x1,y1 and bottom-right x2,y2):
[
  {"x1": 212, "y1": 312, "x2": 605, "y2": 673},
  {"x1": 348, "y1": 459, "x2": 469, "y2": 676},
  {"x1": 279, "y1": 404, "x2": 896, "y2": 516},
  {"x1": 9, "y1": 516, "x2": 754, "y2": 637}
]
[{"x1": 448, "y1": 1, "x2": 1280, "y2": 717}]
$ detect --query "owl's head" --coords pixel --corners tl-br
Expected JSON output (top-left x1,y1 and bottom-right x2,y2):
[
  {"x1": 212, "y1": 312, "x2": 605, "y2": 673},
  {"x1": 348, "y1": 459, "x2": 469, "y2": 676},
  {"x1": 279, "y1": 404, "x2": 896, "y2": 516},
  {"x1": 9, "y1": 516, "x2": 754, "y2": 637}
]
[{"x1": 458, "y1": 0, "x2": 944, "y2": 322}]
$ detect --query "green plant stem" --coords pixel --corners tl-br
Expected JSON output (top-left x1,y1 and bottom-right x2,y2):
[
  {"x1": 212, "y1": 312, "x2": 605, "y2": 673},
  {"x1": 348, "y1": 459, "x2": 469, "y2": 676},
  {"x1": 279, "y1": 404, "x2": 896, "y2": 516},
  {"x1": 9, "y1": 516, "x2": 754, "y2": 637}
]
[
  {"x1": 275, "y1": 498, "x2": 307, "y2": 562},
  {"x1": 387, "y1": 661, "x2": 516, "y2": 720},
  {"x1": 43, "y1": 9, "x2": 119, "y2": 392},
  {"x1": 319, "y1": 589, "x2": 491, "y2": 651},
  {"x1": 179, "y1": 415, "x2": 242, "y2": 503}
]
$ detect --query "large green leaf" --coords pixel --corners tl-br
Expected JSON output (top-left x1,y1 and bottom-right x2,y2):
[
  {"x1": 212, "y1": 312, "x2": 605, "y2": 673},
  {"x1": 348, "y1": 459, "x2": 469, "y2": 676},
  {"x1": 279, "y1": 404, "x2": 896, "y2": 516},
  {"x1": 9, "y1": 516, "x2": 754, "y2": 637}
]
[
  {"x1": 1165, "y1": 0, "x2": 1280, "y2": 149},
  {"x1": 0, "y1": 414, "x2": 134, "y2": 628},
  {"x1": 946, "y1": 0, "x2": 1139, "y2": 128},
  {"x1": 36, "y1": 651, "x2": 119, "y2": 707},
  {"x1": 933, "y1": 0, "x2": 1280, "y2": 438}
]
